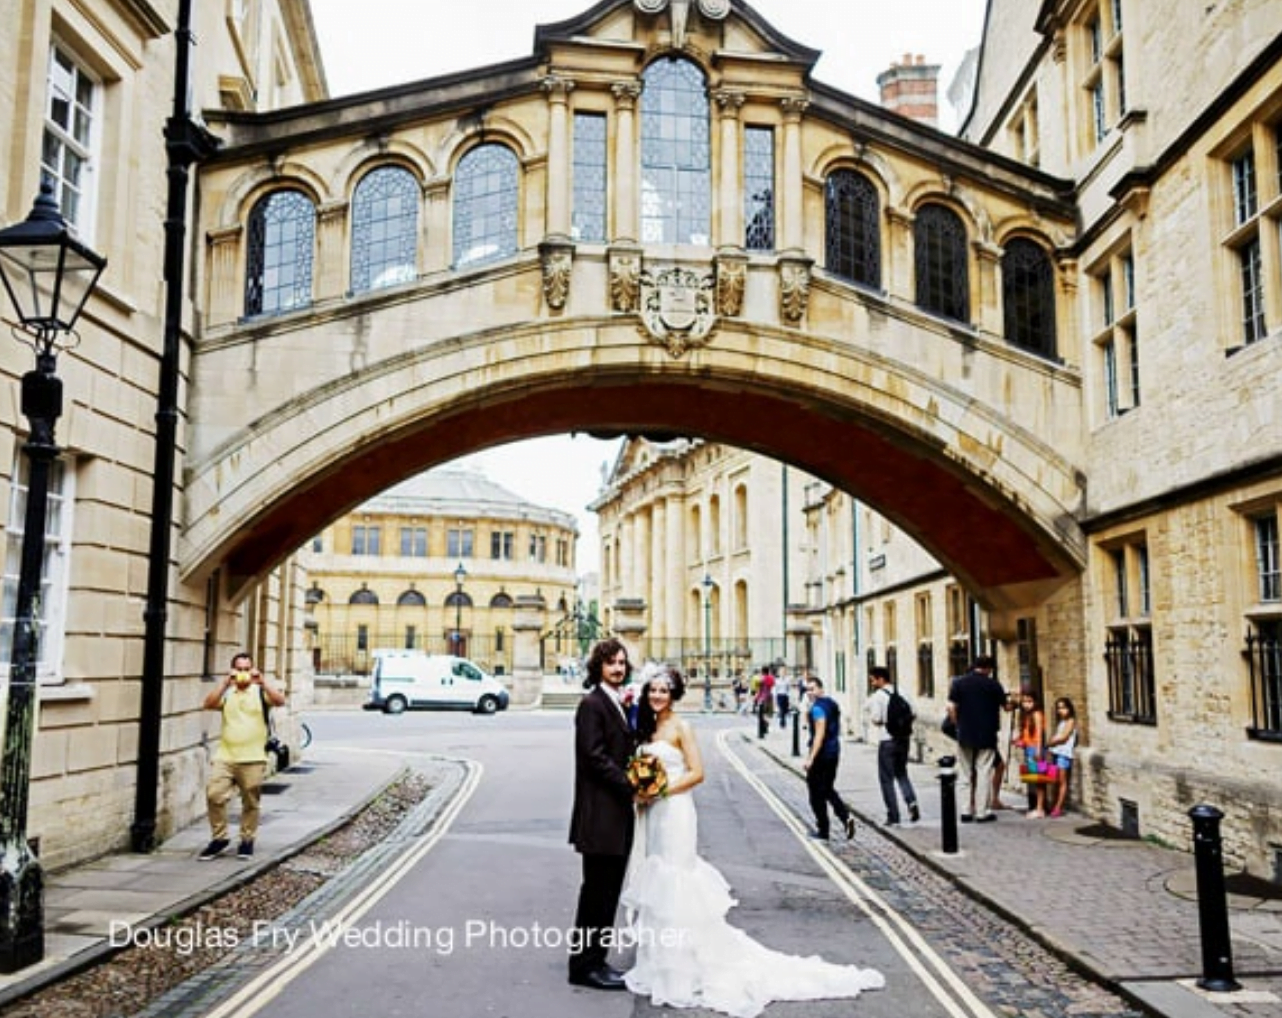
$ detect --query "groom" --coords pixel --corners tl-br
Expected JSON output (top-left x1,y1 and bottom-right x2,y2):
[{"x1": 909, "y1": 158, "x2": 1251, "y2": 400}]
[{"x1": 567, "y1": 637, "x2": 637, "y2": 991}]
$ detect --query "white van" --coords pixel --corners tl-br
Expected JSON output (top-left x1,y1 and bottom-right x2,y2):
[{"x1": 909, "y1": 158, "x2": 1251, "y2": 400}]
[{"x1": 365, "y1": 651, "x2": 511, "y2": 715}]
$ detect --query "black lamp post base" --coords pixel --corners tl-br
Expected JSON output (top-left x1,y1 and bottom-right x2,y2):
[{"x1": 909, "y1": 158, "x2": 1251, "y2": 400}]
[{"x1": 0, "y1": 850, "x2": 44, "y2": 973}]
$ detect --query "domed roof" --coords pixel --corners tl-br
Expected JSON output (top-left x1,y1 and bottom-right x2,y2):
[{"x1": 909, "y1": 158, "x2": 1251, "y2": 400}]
[{"x1": 361, "y1": 469, "x2": 577, "y2": 531}]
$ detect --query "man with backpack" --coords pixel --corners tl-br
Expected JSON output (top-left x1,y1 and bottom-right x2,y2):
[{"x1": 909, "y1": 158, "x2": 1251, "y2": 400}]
[
  {"x1": 803, "y1": 675, "x2": 856, "y2": 840},
  {"x1": 866, "y1": 666, "x2": 921, "y2": 826}
]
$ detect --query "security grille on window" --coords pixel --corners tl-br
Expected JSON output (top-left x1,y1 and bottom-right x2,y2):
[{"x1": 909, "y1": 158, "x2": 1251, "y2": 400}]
[
  {"x1": 914, "y1": 204, "x2": 969, "y2": 323},
  {"x1": 1, "y1": 457, "x2": 74, "y2": 681},
  {"x1": 42, "y1": 46, "x2": 98, "y2": 237},
  {"x1": 1104, "y1": 540, "x2": 1156, "y2": 723},
  {"x1": 825, "y1": 169, "x2": 881, "y2": 288},
  {"x1": 1001, "y1": 238, "x2": 1057, "y2": 359}
]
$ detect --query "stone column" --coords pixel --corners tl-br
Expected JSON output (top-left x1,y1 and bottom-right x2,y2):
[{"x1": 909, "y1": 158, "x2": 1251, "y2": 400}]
[
  {"x1": 611, "y1": 81, "x2": 642, "y2": 241},
  {"x1": 649, "y1": 501, "x2": 666, "y2": 642},
  {"x1": 621, "y1": 514, "x2": 636, "y2": 596},
  {"x1": 542, "y1": 75, "x2": 576, "y2": 239},
  {"x1": 424, "y1": 179, "x2": 451, "y2": 273},
  {"x1": 665, "y1": 497, "x2": 684, "y2": 639},
  {"x1": 511, "y1": 593, "x2": 547, "y2": 707},
  {"x1": 713, "y1": 88, "x2": 745, "y2": 247},
  {"x1": 779, "y1": 97, "x2": 809, "y2": 251},
  {"x1": 315, "y1": 201, "x2": 348, "y2": 303},
  {"x1": 206, "y1": 225, "x2": 242, "y2": 327}
]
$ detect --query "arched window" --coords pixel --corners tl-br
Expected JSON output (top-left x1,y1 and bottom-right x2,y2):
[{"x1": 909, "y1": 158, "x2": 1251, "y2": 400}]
[
  {"x1": 825, "y1": 170, "x2": 881, "y2": 288},
  {"x1": 444, "y1": 591, "x2": 474, "y2": 608},
  {"x1": 733, "y1": 484, "x2": 749, "y2": 550},
  {"x1": 490, "y1": 592, "x2": 514, "y2": 609},
  {"x1": 914, "y1": 203, "x2": 969, "y2": 322},
  {"x1": 1002, "y1": 238, "x2": 1057, "y2": 359},
  {"x1": 397, "y1": 589, "x2": 427, "y2": 607},
  {"x1": 305, "y1": 585, "x2": 326, "y2": 605},
  {"x1": 349, "y1": 587, "x2": 379, "y2": 605},
  {"x1": 640, "y1": 59, "x2": 711, "y2": 245},
  {"x1": 245, "y1": 189, "x2": 315, "y2": 317},
  {"x1": 452, "y1": 144, "x2": 519, "y2": 268},
  {"x1": 351, "y1": 166, "x2": 419, "y2": 293}
]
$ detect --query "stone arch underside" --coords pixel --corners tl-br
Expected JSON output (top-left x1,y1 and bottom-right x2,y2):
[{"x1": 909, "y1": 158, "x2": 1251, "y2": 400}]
[{"x1": 183, "y1": 320, "x2": 1087, "y2": 613}]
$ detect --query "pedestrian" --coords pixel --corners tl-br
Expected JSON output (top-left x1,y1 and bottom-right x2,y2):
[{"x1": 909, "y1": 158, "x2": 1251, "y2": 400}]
[
  {"x1": 803, "y1": 675, "x2": 856, "y2": 840},
  {"x1": 775, "y1": 665, "x2": 791, "y2": 729},
  {"x1": 732, "y1": 674, "x2": 747, "y2": 714},
  {"x1": 755, "y1": 665, "x2": 775, "y2": 739},
  {"x1": 1045, "y1": 697, "x2": 1079, "y2": 818},
  {"x1": 1014, "y1": 691, "x2": 1048, "y2": 817},
  {"x1": 567, "y1": 638, "x2": 637, "y2": 991},
  {"x1": 199, "y1": 652, "x2": 287, "y2": 860},
  {"x1": 945, "y1": 655, "x2": 1007, "y2": 823},
  {"x1": 865, "y1": 666, "x2": 920, "y2": 826}
]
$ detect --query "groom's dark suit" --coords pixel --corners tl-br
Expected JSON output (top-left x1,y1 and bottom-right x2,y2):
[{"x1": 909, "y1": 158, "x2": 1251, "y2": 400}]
[{"x1": 568, "y1": 683, "x2": 636, "y2": 982}]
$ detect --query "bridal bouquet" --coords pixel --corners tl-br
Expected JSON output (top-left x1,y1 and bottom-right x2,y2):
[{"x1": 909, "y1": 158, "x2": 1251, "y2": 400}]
[{"x1": 627, "y1": 751, "x2": 669, "y2": 800}]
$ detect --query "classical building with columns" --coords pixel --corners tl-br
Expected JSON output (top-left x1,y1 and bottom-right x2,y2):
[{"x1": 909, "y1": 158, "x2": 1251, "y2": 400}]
[{"x1": 300, "y1": 469, "x2": 578, "y2": 680}]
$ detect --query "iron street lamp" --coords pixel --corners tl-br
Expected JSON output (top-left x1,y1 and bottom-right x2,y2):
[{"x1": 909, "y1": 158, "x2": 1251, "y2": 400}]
[
  {"x1": 702, "y1": 572, "x2": 714, "y2": 711},
  {"x1": 0, "y1": 183, "x2": 106, "y2": 973},
  {"x1": 453, "y1": 561, "x2": 467, "y2": 655}
]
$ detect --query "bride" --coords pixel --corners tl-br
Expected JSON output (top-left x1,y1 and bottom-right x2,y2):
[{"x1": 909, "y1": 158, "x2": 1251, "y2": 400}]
[{"x1": 620, "y1": 663, "x2": 885, "y2": 1018}]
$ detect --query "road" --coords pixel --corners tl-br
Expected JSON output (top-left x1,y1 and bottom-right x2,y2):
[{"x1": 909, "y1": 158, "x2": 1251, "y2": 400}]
[{"x1": 186, "y1": 709, "x2": 1143, "y2": 1018}]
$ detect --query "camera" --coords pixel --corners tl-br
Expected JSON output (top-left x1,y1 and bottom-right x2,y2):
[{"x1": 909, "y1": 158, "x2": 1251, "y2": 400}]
[{"x1": 234, "y1": 670, "x2": 252, "y2": 686}]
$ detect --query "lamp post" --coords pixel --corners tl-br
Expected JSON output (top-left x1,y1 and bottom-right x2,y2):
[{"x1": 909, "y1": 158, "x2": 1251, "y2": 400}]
[
  {"x1": 0, "y1": 183, "x2": 106, "y2": 972},
  {"x1": 702, "y1": 573, "x2": 714, "y2": 711},
  {"x1": 453, "y1": 562, "x2": 467, "y2": 655}
]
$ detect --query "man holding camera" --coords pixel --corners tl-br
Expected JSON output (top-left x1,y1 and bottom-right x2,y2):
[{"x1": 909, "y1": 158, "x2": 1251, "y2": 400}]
[{"x1": 199, "y1": 652, "x2": 287, "y2": 861}]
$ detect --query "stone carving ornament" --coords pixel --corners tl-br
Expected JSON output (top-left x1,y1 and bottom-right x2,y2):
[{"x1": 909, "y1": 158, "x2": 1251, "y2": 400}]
[
  {"x1": 610, "y1": 252, "x2": 642, "y2": 312},
  {"x1": 634, "y1": 0, "x2": 732, "y2": 48},
  {"x1": 540, "y1": 241, "x2": 574, "y2": 311},
  {"x1": 637, "y1": 265, "x2": 718, "y2": 358}
]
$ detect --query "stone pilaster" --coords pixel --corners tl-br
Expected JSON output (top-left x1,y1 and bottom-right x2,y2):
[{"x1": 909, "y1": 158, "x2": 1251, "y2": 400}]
[
  {"x1": 511, "y1": 593, "x2": 548, "y2": 707},
  {"x1": 542, "y1": 75, "x2": 576, "y2": 238},
  {"x1": 713, "y1": 88, "x2": 745, "y2": 246},
  {"x1": 611, "y1": 81, "x2": 642, "y2": 242},
  {"x1": 779, "y1": 96, "x2": 809, "y2": 251}
]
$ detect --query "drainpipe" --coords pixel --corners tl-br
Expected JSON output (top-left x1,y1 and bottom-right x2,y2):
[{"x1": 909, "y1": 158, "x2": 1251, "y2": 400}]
[
  {"x1": 780, "y1": 464, "x2": 788, "y2": 668},
  {"x1": 131, "y1": 0, "x2": 221, "y2": 853}
]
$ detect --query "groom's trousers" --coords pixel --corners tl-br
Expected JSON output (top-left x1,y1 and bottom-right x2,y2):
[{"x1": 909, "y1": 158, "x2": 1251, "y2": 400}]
[{"x1": 570, "y1": 853, "x2": 628, "y2": 976}]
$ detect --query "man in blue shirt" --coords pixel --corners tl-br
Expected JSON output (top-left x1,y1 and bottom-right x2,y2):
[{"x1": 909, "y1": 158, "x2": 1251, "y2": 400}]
[{"x1": 803, "y1": 676, "x2": 856, "y2": 840}]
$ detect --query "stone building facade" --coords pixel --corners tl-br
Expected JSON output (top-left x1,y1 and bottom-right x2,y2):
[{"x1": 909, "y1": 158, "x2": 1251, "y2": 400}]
[
  {"x1": 0, "y1": 1, "x2": 325, "y2": 870},
  {"x1": 300, "y1": 469, "x2": 578, "y2": 680}
]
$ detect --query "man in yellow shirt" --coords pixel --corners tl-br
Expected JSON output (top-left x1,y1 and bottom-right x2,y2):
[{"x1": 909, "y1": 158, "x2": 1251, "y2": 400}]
[{"x1": 199, "y1": 652, "x2": 287, "y2": 860}]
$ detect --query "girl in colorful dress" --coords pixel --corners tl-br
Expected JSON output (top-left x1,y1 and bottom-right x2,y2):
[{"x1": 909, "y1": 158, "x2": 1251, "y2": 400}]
[
  {"x1": 1046, "y1": 697, "x2": 1079, "y2": 817},
  {"x1": 1015, "y1": 692, "x2": 1047, "y2": 818}
]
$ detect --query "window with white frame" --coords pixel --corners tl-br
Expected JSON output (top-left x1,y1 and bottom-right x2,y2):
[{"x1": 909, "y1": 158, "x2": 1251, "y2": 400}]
[
  {"x1": 42, "y1": 46, "x2": 99, "y2": 239},
  {"x1": 1, "y1": 456, "x2": 75, "y2": 682},
  {"x1": 1078, "y1": 0, "x2": 1126, "y2": 152},
  {"x1": 1091, "y1": 244, "x2": 1140, "y2": 422},
  {"x1": 1220, "y1": 116, "x2": 1282, "y2": 351}
]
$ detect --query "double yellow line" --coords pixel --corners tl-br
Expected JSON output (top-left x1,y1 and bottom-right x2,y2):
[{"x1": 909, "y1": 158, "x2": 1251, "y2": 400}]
[{"x1": 715, "y1": 730, "x2": 999, "y2": 1018}]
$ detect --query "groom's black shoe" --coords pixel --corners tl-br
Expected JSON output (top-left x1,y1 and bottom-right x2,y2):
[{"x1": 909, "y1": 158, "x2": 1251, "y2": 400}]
[{"x1": 569, "y1": 967, "x2": 627, "y2": 991}]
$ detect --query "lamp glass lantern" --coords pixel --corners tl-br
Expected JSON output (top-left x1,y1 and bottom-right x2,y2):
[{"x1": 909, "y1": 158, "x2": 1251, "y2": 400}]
[
  {"x1": 0, "y1": 184, "x2": 106, "y2": 346},
  {"x1": 701, "y1": 573, "x2": 714, "y2": 709},
  {"x1": 452, "y1": 562, "x2": 467, "y2": 653}
]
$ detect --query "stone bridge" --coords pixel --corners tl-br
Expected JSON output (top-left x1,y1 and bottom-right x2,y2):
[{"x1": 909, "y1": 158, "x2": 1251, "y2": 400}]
[{"x1": 184, "y1": 0, "x2": 1085, "y2": 616}]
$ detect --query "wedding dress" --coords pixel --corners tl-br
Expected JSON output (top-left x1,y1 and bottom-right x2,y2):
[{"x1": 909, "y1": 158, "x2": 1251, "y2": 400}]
[{"x1": 621, "y1": 740, "x2": 885, "y2": 1017}]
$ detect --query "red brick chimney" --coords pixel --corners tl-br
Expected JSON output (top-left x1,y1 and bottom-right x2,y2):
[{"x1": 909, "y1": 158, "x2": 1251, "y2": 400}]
[{"x1": 877, "y1": 53, "x2": 940, "y2": 127}]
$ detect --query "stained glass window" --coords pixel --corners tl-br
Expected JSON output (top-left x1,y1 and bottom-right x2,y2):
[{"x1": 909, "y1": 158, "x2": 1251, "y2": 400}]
[
  {"x1": 744, "y1": 126, "x2": 775, "y2": 251},
  {"x1": 245, "y1": 189, "x2": 315, "y2": 317},
  {"x1": 640, "y1": 59, "x2": 711, "y2": 245},
  {"x1": 1001, "y1": 238, "x2": 1057, "y2": 358},
  {"x1": 825, "y1": 170, "x2": 881, "y2": 288},
  {"x1": 453, "y1": 145, "x2": 519, "y2": 267},
  {"x1": 351, "y1": 166, "x2": 419, "y2": 293},
  {"x1": 914, "y1": 203, "x2": 969, "y2": 323},
  {"x1": 572, "y1": 113, "x2": 608, "y2": 242}
]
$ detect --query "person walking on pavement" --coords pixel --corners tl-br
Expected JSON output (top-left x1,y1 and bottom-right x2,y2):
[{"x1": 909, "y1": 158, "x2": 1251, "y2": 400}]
[
  {"x1": 199, "y1": 652, "x2": 286, "y2": 860},
  {"x1": 946, "y1": 655, "x2": 1007, "y2": 824},
  {"x1": 567, "y1": 637, "x2": 637, "y2": 991},
  {"x1": 803, "y1": 675, "x2": 856, "y2": 841},
  {"x1": 865, "y1": 666, "x2": 921, "y2": 826},
  {"x1": 775, "y1": 664, "x2": 791, "y2": 729},
  {"x1": 755, "y1": 664, "x2": 775, "y2": 739}
]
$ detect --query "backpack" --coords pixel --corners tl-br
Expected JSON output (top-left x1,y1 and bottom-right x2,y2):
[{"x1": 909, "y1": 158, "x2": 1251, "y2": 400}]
[{"x1": 885, "y1": 688, "x2": 914, "y2": 740}]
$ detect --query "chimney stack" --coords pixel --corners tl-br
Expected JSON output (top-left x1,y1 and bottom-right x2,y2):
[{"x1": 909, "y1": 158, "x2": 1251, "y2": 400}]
[{"x1": 877, "y1": 53, "x2": 940, "y2": 127}]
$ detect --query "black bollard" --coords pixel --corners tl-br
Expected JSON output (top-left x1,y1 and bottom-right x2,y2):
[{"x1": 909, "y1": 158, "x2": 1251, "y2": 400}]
[
  {"x1": 1188, "y1": 805, "x2": 1241, "y2": 992},
  {"x1": 791, "y1": 707, "x2": 801, "y2": 758},
  {"x1": 938, "y1": 755, "x2": 958, "y2": 854}
]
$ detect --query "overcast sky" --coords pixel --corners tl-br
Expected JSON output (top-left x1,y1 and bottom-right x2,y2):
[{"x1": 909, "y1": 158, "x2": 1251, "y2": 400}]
[{"x1": 306, "y1": 0, "x2": 987, "y2": 573}]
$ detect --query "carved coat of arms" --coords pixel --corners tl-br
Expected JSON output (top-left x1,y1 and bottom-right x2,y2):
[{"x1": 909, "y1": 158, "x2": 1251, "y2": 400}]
[{"x1": 637, "y1": 266, "x2": 718, "y2": 357}]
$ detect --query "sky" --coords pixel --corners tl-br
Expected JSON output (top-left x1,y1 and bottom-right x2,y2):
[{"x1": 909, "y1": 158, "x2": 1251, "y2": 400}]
[{"x1": 306, "y1": 0, "x2": 988, "y2": 572}]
